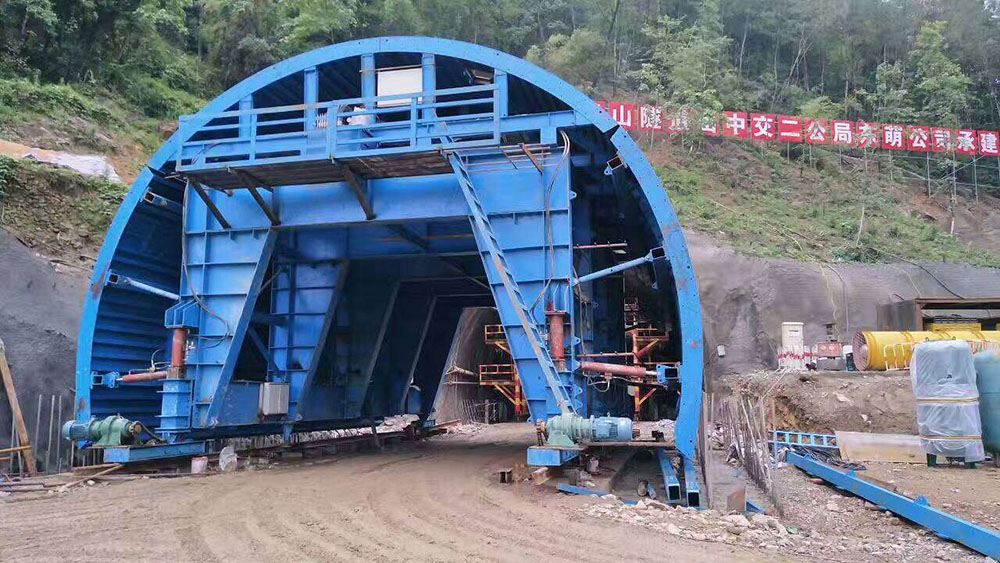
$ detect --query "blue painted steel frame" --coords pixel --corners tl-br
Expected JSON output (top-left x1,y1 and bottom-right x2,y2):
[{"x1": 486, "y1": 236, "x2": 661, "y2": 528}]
[
  {"x1": 76, "y1": 36, "x2": 704, "y2": 457},
  {"x1": 787, "y1": 452, "x2": 1000, "y2": 558},
  {"x1": 557, "y1": 483, "x2": 639, "y2": 505},
  {"x1": 657, "y1": 449, "x2": 682, "y2": 503},
  {"x1": 527, "y1": 446, "x2": 581, "y2": 467},
  {"x1": 102, "y1": 441, "x2": 208, "y2": 463},
  {"x1": 682, "y1": 454, "x2": 701, "y2": 507}
]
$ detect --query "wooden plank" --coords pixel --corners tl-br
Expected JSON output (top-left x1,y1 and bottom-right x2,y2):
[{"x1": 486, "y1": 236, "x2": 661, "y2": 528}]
[
  {"x1": 0, "y1": 338, "x2": 37, "y2": 475},
  {"x1": 836, "y1": 431, "x2": 927, "y2": 464},
  {"x1": 58, "y1": 464, "x2": 123, "y2": 492}
]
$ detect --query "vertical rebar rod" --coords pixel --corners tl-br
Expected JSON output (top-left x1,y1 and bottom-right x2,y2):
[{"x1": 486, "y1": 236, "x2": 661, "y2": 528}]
[
  {"x1": 55, "y1": 395, "x2": 63, "y2": 473},
  {"x1": 15, "y1": 431, "x2": 23, "y2": 475},
  {"x1": 46, "y1": 394, "x2": 55, "y2": 472},
  {"x1": 33, "y1": 394, "x2": 41, "y2": 465},
  {"x1": 926, "y1": 152, "x2": 931, "y2": 197},
  {"x1": 8, "y1": 421, "x2": 15, "y2": 474}
]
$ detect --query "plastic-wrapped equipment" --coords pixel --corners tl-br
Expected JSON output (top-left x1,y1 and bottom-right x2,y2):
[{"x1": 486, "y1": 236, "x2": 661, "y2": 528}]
[{"x1": 909, "y1": 340, "x2": 985, "y2": 462}]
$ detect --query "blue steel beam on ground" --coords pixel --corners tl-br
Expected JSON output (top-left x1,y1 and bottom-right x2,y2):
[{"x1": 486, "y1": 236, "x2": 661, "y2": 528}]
[
  {"x1": 556, "y1": 483, "x2": 639, "y2": 506},
  {"x1": 656, "y1": 448, "x2": 682, "y2": 503},
  {"x1": 786, "y1": 451, "x2": 1000, "y2": 558},
  {"x1": 682, "y1": 455, "x2": 701, "y2": 508},
  {"x1": 771, "y1": 430, "x2": 839, "y2": 451}
]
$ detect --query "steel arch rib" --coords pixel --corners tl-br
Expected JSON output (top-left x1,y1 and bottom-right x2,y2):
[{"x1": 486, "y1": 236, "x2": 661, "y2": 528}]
[{"x1": 76, "y1": 37, "x2": 704, "y2": 447}]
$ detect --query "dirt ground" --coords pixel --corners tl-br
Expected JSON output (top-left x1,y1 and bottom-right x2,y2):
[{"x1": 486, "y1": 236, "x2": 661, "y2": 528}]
[
  {"x1": 860, "y1": 461, "x2": 1000, "y2": 529},
  {"x1": 772, "y1": 465, "x2": 987, "y2": 562},
  {"x1": 1, "y1": 424, "x2": 790, "y2": 563},
  {"x1": 731, "y1": 370, "x2": 919, "y2": 434}
]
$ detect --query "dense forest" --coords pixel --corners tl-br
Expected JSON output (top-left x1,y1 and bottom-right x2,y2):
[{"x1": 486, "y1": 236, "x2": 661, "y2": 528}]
[{"x1": 2, "y1": 0, "x2": 999, "y2": 129}]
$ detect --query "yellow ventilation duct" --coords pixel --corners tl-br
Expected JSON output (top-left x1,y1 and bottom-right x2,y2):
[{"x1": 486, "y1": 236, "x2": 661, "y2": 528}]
[{"x1": 852, "y1": 331, "x2": 1000, "y2": 371}]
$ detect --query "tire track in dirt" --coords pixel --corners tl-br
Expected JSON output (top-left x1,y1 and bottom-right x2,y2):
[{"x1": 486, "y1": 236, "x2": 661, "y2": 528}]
[{"x1": 1, "y1": 424, "x2": 788, "y2": 563}]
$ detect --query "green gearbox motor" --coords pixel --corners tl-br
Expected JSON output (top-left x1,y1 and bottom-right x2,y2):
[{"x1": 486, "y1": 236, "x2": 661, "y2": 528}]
[
  {"x1": 62, "y1": 415, "x2": 141, "y2": 446},
  {"x1": 543, "y1": 413, "x2": 634, "y2": 447}
]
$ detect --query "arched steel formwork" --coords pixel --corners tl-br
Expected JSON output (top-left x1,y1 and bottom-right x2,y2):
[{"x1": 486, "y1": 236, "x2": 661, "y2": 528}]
[{"x1": 73, "y1": 37, "x2": 703, "y2": 463}]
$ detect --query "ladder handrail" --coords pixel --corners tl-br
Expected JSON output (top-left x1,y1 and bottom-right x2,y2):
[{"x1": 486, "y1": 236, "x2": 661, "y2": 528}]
[{"x1": 449, "y1": 153, "x2": 574, "y2": 415}]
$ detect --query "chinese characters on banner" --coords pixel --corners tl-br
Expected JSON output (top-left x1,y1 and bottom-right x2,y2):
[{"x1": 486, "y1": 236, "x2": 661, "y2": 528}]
[
  {"x1": 595, "y1": 101, "x2": 1000, "y2": 157},
  {"x1": 778, "y1": 116, "x2": 803, "y2": 142},
  {"x1": 805, "y1": 119, "x2": 828, "y2": 144}
]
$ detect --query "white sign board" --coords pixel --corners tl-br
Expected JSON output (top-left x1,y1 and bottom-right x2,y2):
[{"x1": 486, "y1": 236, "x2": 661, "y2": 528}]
[{"x1": 376, "y1": 68, "x2": 423, "y2": 108}]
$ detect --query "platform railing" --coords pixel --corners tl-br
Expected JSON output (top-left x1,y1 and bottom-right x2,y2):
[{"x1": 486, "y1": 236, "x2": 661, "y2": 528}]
[{"x1": 175, "y1": 83, "x2": 500, "y2": 173}]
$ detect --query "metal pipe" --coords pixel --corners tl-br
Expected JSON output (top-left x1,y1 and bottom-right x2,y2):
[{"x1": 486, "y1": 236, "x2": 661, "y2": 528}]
[
  {"x1": 574, "y1": 252, "x2": 653, "y2": 286},
  {"x1": 120, "y1": 371, "x2": 168, "y2": 383},
  {"x1": 579, "y1": 361, "x2": 656, "y2": 378},
  {"x1": 108, "y1": 272, "x2": 180, "y2": 301},
  {"x1": 546, "y1": 309, "x2": 567, "y2": 371},
  {"x1": 573, "y1": 242, "x2": 627, "y2": 251},
  {"x1": 169, "y1": 328, "x2": 188, "y2": 378},
  {"x1": 120, "y1": 328, "x2": 188, "y2": 383}
]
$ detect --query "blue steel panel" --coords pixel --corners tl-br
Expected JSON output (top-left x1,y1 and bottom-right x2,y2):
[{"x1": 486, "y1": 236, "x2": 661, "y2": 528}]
[
  {"x1": 527, "y1": 446, "x2": 580, "y2": 466},
  {"x1": 103, "y1": 440, "x2": 208, "y2": 463},
  {"x1": 787, "y1": 452, "x2": 1000, "y2": 558},
  {"x1": 218, "y1": 381, "x2": 262, "y2": 426}
]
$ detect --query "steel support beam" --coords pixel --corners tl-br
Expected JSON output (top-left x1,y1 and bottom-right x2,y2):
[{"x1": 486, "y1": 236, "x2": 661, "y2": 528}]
[
  {"x1": 246, "y1": 325, "x2": 279, "y2": 374},
  {"x1": 786, "y1": 451, "x2": 1000, "y2": 558},
  {"x1": 188, "y1": 179, "x2": 232, "y2": 230},
  {"x1": 337, "y1": 162, "x2": 376, "y2": 220},
  {"x1": 230, "y1": 169, "x2": 280, "y2": 225},
  {"x1": 103, "y1": 441, "x2": 208, "y2": 463},
  {"x1": 557, "y1": 483, "x2": 638, "y2": 505},
  {"x1": 682, "y1": 455, "x2": 701, "y2": 507},
  {"x1": 574, "y1": 248, "x2": 663, "y2": 286},
  {"x1": 400, "y1": 296, "x2": 437, "y2": 412},
  {"x1": 657, "y1": 449, "x2": 682, "y2": 503}
]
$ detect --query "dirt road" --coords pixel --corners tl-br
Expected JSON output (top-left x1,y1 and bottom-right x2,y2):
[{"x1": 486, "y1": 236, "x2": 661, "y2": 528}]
[{"x1": 1, "y1": 424, "x2": 794, "y2": 563}]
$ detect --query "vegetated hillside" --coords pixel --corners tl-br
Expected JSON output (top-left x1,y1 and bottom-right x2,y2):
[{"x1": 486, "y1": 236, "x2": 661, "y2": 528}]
[
  {"x1": 0, "y1": 77, "x2": 196, "y2": 183},
  {"x1": 649, "y1": 136, "x2": 1000, "y2": 268},
  {"x1": 0, "y1": 155, "x2": 127, "y2": 267},
  {"x1": 0, "y1": 50, "x2": 998, "y2": 272}
]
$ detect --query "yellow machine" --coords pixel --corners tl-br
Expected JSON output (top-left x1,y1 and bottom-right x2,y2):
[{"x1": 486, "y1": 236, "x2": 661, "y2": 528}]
[{"x1": 852, "y1": 330, "x2": 1000, "y2": 370}]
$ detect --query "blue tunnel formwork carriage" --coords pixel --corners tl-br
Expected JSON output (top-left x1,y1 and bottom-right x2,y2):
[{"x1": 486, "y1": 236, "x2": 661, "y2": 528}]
[{"x1": 72, "y1": 37, "x2": 703, "y2": 465}]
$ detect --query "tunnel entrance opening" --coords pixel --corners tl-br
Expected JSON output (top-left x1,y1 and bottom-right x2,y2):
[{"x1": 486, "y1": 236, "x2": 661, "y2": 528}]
[{"x1": 72, "y1": 37, "x2": 703, "y2": 466}]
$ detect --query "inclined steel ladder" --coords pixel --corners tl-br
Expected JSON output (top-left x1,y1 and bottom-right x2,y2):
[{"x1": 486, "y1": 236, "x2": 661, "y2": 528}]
[{"x1": 448, "y1": 153, "x2": 575, "y2": 418}]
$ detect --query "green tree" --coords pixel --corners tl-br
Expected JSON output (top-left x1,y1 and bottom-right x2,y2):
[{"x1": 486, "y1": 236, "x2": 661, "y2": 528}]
[
  {"x1": 910, "y1": 21, "x2": 970, "y2": 127},
  {"x1": 857, "y1": 61, "x2": 917, "y2": 124},
  {"x1": 283, "y1": 0, "x2": 357, "y2": 53},
  {"x1": 638, "y1": 0, "x2": 736, "y2": 113},
  {"x1": 526, "y1": 29, "x2": 612, "y2": 92},
  {"x1": 0, "y1": 0, "x2": 58, "y2": 78},
  {"x1": 201, "y1": 0, "x2": 290, "y2": 87}
]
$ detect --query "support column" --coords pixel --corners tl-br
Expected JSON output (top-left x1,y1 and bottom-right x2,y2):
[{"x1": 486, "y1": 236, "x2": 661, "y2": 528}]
[
  {"x1": 238, "y1": 96, "x2": 253, "y2": 138},
  {"x1": 361, "y1": 54, "x2": 376, "y2": 109},
  {"x1": 420, "y1": 54, "x2": 436, "y2": 147},
  {"x1": 304, "y1": 66, "x2": 318, "y2": 131}
]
